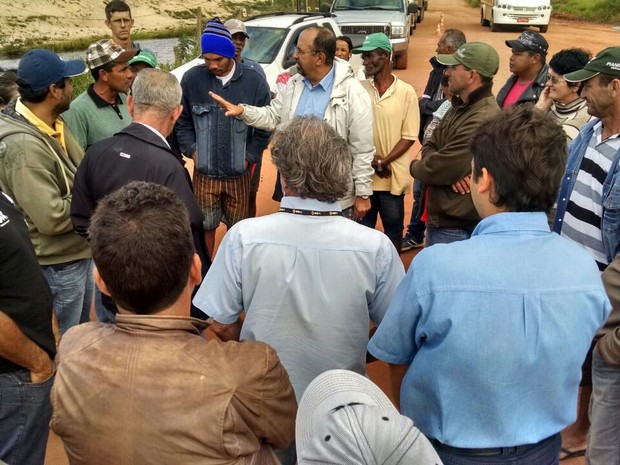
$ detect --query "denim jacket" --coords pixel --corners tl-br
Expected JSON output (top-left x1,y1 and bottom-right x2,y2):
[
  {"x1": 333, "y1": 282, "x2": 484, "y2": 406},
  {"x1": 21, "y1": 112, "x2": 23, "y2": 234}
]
[
  {"x1": 554, "y1": 119, "x2": 620, "y2": 263},
  {"x1": 175, "y1": 62, "x2": 271, "y2": 179}
]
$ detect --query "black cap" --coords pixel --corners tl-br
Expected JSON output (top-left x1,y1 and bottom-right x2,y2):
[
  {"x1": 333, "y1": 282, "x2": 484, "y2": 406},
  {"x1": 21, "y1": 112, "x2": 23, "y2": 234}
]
[{"x1": 505, "y1": 30, "x2": 548, "y2": 57}]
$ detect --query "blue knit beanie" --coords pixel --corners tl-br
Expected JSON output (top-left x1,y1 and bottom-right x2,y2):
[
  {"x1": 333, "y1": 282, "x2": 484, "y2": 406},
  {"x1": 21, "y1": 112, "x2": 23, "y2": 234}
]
[{"x1": 201, "y1": 18, "x2": 236, "y2": 58}]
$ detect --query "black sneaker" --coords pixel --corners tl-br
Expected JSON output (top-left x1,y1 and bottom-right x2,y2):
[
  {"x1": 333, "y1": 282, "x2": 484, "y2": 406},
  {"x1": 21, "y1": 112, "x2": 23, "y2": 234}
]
[{"x1": 402, "y1": 236, "x2": 425, "y2": 251}]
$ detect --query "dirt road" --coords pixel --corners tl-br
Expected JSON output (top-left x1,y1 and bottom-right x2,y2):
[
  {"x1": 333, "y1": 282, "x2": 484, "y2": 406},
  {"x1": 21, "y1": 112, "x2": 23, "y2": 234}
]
[{"x1": 44, "y1": 2, "x2": 618, "y2": 463}]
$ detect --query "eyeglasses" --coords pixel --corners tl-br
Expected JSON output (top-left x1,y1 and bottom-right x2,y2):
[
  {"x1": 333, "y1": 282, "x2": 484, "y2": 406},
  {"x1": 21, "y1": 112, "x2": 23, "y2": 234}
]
[
  {"x1": 294, "y1": 46, "x2": 317, "y2": 56},
  {"x1": 111, "y1": 18, "x2": 133, "y2": 25},
  {"x1": 546, "y1": 74, "x2": 565, "y2": 85}
]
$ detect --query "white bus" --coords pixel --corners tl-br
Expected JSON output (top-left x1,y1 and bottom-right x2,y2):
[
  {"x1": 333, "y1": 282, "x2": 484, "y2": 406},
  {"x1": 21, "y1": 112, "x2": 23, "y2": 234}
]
[{"x1": 480, "y1": 0, "x2": 552, "y2": 33}]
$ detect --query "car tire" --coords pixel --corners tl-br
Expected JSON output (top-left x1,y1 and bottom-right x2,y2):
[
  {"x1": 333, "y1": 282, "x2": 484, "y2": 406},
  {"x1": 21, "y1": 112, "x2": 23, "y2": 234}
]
[
  {"x1": 539, "y1": 24, "x2": 548, "y2": 33},
  {"x1": 394, "y1": 50, "x2": 408, "y2": 69},
  {"x1": 417, "y1": 5, "x2": 424, "y2": 22},
  {"x1": 481, "y1": 7, "x2": 490, "y2": 26}
]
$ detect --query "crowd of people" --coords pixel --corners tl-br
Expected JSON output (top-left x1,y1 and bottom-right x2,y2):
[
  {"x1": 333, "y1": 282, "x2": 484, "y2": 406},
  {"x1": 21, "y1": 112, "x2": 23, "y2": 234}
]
[{"x1": 1, "y1": 0, "x2": 620, "y2": 464}]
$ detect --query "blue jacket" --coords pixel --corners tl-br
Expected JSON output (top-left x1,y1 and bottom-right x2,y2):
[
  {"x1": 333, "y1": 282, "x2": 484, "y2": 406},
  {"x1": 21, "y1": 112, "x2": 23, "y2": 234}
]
[
  {"x1": 175, "y1": 62, "x2": 271, "y2": 178},
  {"x1": 554, "y1": 119, "x2": 620, "y2": 263}
]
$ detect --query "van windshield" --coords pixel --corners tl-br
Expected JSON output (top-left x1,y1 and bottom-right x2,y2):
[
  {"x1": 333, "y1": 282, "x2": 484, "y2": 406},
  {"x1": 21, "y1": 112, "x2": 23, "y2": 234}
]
[
  {"x1": 333, "y1": 0, "x2": 403, "y2": 10},
  {"x1": 242, "y1": 26, "x2": 287, "y2": 64}
]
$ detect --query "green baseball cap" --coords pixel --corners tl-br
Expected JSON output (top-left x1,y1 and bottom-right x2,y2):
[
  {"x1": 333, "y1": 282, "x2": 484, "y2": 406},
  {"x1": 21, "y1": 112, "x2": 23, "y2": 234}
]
[
  {"x1": 436, "y1": 42, "x2": 499, "y2": 78},
  {"x1": 352, "y1": 33, "x2": 392, "y2": 54},
  {"x1": 564, "y1": 47, "x2": 620, "y2": 83},
  {"x1": 129, "y1": 50, "x2": 157, "y2": 69}
]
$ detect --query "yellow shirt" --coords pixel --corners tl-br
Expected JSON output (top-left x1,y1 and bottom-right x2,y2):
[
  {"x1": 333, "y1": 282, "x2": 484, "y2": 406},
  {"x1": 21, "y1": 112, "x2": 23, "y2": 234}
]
[
  {"x1": 15, "y1": 98, "x2": 68, "y2": 153},
  {"x1": 361, "y1": 75, "x2": 419, "y2": 195}
]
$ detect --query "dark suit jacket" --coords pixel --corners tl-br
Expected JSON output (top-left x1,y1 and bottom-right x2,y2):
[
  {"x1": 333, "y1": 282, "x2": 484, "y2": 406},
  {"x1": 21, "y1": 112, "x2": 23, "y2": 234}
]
[{"x1": 71, "y1": 122, "x2": 211, "y2": 316}]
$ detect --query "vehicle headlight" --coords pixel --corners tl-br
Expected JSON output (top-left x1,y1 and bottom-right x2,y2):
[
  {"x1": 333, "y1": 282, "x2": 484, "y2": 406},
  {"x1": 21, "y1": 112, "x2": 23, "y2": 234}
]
[{"x1": 392, "y1": 25, "x2": 405, "y2": 36}]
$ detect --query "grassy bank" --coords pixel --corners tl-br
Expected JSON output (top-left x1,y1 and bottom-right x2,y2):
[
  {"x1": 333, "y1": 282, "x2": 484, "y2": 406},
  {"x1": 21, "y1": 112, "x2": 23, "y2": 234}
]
[
  {"x1": 551, "y1": 0, "x2": 619, "y2": 22},
  {"x1": 0, "y1": 25, "x2": 195, "y2": 58},
  {"x1": 464, "y1": 0, "x2": 620, "y2": 22}
]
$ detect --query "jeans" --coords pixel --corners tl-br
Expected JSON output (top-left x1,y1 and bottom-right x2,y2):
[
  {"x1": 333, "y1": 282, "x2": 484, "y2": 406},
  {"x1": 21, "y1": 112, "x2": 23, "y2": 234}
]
[
  {"x1": 426, "y1": 226, "x2": 472, "y2": 247},
  {"x1": 0, "y1": 369, "x2": 54, "y2": 465},
  {"x1": 41, "y1": 258, "x2": 94, "y2": 334},
  {"x1": 276, "y1": 442, "x2": 296, "y2": 465},
  {"x1": 405, "y1": 179, "x2": 426, "y2": 242},
  {"x1": 360, "y1": 191, "x2": 405, "y2": 250},
  {"x1": 587, "y1": 350, "x2": 620, "y2": 465},
  {"x1": 435, "y1": 433, "x2": 560, "y2": 465}
]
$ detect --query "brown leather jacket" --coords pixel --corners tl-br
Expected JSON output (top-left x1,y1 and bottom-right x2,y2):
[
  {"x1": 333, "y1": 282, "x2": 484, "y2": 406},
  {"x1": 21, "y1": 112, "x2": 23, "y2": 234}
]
[{"x1": 51, "y1": 315, "x2": 296, "y2": 464}]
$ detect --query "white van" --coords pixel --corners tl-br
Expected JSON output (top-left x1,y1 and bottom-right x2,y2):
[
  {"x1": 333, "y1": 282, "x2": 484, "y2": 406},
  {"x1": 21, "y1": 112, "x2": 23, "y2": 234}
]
[{"x1": 480, "y1": 0, "x2": 552, "y2": 33}]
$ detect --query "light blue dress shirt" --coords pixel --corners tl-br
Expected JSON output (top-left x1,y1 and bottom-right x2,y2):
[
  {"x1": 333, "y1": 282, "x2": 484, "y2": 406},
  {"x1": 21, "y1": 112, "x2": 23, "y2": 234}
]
[
  {"x1": 368, "y1": 212, "x2": 611, "y2": 448},
  {"x1": 193, "y1": 196, "x2": 405, "y2": 400},
  {"x1": 294, "y1": 66, "x2": 335, "y2": 117}
]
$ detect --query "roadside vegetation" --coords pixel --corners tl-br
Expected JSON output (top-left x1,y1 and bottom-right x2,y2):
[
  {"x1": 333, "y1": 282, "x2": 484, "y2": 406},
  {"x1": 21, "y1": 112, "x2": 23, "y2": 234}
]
[
  {"x1": 550, "y1": 0, "x2": 619, "y2": 22},
  {"x1": 465, "y1": 0, "x2": 620, "y2": 22},
  {"x1": 0, "y1": 26, "x2": 195, "y2": 58},
  {"x1": 3, "y1": 0, "x2": 617, "y2": 60}
]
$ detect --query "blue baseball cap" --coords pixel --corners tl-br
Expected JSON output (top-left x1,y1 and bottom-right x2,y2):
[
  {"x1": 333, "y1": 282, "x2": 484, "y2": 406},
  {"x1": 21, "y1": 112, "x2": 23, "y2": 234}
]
[{"x1": 17, "y1": 49, "x2": 85, "y2": 93}]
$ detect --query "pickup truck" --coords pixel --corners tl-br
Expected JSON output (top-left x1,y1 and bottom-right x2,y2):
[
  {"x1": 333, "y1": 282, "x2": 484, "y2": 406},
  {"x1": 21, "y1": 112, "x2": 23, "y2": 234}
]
[
  {"x1": 171, "y1": 12, "x2": 362, "y2": 94},
  {"x1": 319, "y1": 0, "x2": 422, "y2": 69}
]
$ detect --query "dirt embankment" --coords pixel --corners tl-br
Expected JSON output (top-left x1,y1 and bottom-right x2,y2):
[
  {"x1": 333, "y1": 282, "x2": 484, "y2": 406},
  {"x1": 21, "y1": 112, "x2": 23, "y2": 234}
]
[{"x1": 0, "y1": 0, "x2": 231, "y2": 48}]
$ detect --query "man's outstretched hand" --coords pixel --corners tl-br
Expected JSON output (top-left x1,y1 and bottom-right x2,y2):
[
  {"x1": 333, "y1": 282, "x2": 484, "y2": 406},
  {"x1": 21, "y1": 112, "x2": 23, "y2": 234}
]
[{"x1": 209, "y1": 91, "x2": 244, "y2": 117}]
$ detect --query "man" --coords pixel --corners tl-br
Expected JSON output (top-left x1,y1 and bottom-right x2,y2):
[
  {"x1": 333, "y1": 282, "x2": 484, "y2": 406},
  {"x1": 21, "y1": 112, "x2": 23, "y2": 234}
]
[
  {"x1": 193, "y1": 116, "x2": 404, "y2": 401},
  {"x1": 174, "y1": 18, "x2": 270, "y2": 257},
  {"x1": 51, "y1": 182, "x2": 297, "y2": 464},
  {"x1": 71, "y1": 68, "x2": 210, "y2": 323},
  {"x1": 128, "y1": 49, "x2": 157, "y2": 75},
  {"x1": 224, "y1": 18, "x2": 267, "y2": 218},
  {"x1": 224, "y1": 18, "x2": 266, "y2": 79},
  {"x1": 209, "y1": 26, "x2": 374, "y2": 220},
  {"x1": 63, "y1": 39, "x2": 137, "y2": 150},
  {"x1": 0, "y1": 49, "x2": 92, "y2": 334},
  {"x1": 418, "y1": 28, "x2": 466, "y2": 138},
  {"x1": 353, "y1": 33, "x2": 419, "y2": 253},
  {"x1": 410, "y1": 42, "x2": 500, "y2": 246},
  {"x1": 369, "y1": 105, "x2": 611, "y2": 465},
  {"x1": 105, "y1": 0, "x2": 138, "y2": 51},
  {"x1": 402, "y1": 28, "x2": 466, "y2": 252},
  {"x1": 552, "y1": 46, "x2": 620, "y2": 463},
  {"x1": 296, "y1": 370, "x2": 441, "y2": 465},
  {"x1": 497, "y1": 30, "x2": 549, "y2": 108},
  {"x1": 594, "y1": 257, "x2": 620, "y2": 465},
  {"x1": 0, "y1": 191, "x2": 55, "y2": 465}
]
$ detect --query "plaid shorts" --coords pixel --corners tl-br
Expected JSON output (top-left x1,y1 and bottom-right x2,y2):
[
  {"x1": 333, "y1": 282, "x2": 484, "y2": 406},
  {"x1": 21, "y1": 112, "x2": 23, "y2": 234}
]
[{"x1": 193, "y1": 171, "x2": 251, "y2": 230}]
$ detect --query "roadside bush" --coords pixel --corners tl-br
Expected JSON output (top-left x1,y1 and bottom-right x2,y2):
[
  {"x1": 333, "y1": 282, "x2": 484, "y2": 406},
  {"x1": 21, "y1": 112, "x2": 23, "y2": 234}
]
[{"x1": 551, "y1": 0, "x2": 620, "y2": 22}]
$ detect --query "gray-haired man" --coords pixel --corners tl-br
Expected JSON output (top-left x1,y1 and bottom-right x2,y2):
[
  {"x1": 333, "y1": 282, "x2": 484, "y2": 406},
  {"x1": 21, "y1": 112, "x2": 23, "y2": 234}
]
[
  {"x1": 71, "y1": 68, "x2": 210, "y2": 322},
  {"x1": 194, "y1": 117, "x2": 404, "y2": 464}
]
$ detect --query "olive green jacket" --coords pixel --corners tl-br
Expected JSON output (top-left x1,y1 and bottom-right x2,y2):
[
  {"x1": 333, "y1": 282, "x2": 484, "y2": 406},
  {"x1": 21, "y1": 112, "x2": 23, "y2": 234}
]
[
  {"x1": 0, "y1": 99, "x2": 90, "y2": 265},
  {"x1": 411, "y1": 84, "x2": 500, "y2": 229}
]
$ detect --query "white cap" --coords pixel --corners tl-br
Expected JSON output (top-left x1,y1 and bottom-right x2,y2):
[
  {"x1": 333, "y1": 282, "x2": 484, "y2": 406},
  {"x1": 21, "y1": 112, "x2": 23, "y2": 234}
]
[
  {"x1": 224, "y1": 18, "x2": 249, "y2": 38},
  {"x1": 296, "y1": 370, "x2": 443, "y2": 465}
]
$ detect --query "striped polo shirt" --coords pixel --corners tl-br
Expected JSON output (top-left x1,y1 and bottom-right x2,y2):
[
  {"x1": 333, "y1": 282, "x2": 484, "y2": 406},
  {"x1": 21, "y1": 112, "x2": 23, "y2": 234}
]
[{"x1": 561, "y1": 121, "x2": 620, "y2": 270}]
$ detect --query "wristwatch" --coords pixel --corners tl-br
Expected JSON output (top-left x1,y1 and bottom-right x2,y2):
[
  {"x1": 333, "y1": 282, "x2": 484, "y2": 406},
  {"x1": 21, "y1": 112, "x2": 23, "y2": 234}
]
[{"x1": 377, "y1": 159, "x2": 383, "y2": 172}]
